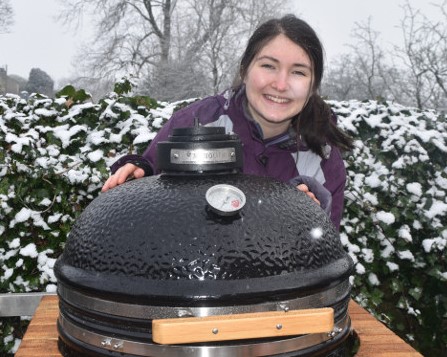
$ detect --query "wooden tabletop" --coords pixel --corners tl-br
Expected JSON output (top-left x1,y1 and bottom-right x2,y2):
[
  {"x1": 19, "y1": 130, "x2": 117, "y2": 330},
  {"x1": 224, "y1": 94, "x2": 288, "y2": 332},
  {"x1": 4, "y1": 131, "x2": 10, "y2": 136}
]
[
  {"x1": 15, "y1": 296, "x2": 423, "y2": 357},
  {"x1": 348, "y1": 300, "x2": 423, "y2": 356},
  {"x1": 15, "y1": 295, "x2": 60, "y2": 357}
]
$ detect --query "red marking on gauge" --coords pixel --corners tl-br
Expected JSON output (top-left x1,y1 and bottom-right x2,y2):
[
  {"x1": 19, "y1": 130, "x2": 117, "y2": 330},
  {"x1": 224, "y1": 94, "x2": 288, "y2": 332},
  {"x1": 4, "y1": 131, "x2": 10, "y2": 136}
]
[{"x1": 231, "y1": 200, "x2": 240, "y2": 208}]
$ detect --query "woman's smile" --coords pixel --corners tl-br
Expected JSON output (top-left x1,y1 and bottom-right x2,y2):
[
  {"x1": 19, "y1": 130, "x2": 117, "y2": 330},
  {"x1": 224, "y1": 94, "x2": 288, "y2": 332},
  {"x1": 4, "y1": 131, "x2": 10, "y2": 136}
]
[{"x1": 264, "y1": 94, "x2": 291, "y2": 104}]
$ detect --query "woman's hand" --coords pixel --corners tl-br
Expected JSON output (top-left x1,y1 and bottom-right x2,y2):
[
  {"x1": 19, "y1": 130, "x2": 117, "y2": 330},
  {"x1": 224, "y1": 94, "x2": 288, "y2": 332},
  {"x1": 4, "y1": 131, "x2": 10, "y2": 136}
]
[
  {"x1": 296, "y1": 184, "x2": 321, "y2": 206},
  {"x1": 289, "y1": 175, "x2": 332, "y2": 215},
  {"x1": 101, "y1": 163, "x2": 145, "y2": 192}
]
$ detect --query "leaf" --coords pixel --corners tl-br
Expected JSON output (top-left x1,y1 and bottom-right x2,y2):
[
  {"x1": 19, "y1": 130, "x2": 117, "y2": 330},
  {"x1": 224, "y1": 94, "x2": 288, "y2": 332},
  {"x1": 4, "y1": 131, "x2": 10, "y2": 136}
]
[
  {"x1": 56, "y1": 85, "x2": 76, "y2": 98},
  {"x1": 56, "y1": 85, "x2": 92, "y2": 103}
]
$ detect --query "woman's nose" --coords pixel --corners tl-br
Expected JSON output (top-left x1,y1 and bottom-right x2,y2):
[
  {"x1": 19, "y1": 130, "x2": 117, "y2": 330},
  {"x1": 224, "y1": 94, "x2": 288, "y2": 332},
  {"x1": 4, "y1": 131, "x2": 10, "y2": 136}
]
[{"x1": 272, "y1": 71, "x2": 288, "y2": 91}]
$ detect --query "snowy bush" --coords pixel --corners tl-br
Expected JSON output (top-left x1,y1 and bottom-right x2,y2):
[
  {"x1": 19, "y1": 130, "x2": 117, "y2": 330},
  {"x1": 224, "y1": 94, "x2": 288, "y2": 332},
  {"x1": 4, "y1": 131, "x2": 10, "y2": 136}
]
[
  {"x1": 333, "y1": 99, "x2": 447, "y2": 356},
  {"x1": 1, "y1": 83, "x2": 446, "y2": 356},
  {"x1": 0, "y1": 79, "x2": 184, "y2": 354}
]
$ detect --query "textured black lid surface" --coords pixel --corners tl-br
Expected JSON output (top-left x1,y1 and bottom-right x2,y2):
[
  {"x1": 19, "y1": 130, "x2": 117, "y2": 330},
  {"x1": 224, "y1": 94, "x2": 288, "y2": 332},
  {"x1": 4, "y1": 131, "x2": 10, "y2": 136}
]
[
  {"x1": 55, "y1": 124, "x2": 353, "y2": 357},
  {"x1": 55, "y1": 174, "x2": 352, "y2": 303}
]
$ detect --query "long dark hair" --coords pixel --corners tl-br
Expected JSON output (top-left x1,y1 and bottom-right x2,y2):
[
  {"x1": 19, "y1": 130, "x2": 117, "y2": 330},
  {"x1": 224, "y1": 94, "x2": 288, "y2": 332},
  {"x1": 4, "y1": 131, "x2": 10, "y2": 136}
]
[{"x1": 238, "y1": 15, "x2": 353, "y2": 156}]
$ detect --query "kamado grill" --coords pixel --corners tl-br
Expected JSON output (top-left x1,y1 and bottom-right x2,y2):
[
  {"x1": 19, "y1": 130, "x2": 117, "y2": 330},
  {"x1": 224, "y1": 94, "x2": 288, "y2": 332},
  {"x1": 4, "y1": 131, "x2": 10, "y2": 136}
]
[{"x1": 54, "y1": 121, "x2": 354, "y2": 357}]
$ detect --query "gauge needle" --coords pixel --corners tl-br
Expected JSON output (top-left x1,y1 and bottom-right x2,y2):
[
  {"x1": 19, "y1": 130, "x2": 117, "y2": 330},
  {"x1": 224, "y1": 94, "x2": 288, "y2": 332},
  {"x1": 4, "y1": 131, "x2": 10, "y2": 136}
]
[{"x1": 220, "y1": 195, "x2": 230, "y2": 208}]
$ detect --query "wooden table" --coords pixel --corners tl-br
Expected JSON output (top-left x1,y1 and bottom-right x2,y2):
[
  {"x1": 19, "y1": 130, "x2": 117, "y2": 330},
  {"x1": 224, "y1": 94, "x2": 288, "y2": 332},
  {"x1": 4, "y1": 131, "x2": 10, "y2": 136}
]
[{"x1": 15, "y1": 296, "x2": 423, "y2": 357}]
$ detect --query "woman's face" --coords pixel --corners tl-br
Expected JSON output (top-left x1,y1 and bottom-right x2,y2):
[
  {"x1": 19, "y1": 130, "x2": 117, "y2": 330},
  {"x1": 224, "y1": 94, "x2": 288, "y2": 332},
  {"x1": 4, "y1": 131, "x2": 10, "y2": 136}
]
[{"x1": 244, "y1": 34, "x2": 313, "y2": 138}]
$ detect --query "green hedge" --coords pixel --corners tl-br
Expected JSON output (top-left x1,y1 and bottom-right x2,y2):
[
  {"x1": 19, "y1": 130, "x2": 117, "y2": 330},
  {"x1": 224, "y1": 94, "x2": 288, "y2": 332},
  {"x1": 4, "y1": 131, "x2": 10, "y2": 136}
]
[
  {"x1": 333, "y1": 99, "x2": 447, "y2": 356},
  {"x1": 1, "y1": 80, "x2": 446, "y2": 356}
]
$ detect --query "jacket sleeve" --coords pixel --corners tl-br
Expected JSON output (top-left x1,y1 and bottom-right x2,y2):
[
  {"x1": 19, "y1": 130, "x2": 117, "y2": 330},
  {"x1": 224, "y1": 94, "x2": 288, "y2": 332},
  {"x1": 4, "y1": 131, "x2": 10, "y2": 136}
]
[
  {"x1": 289, "y1": 175, "x2": 333, "y2": 216},
  {"x1": 322, "y1": 146, "x2": 347, "y2": 231},
  {"x1": 110, "y1": 154, "x2": 153, "y2": 176}
]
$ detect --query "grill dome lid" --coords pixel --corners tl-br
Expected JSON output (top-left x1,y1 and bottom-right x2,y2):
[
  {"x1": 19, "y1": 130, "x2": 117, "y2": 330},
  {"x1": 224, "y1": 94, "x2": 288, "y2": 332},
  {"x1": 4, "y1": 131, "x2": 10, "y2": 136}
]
[{"x1": 55, "y1": 124, "x2": 353, "y2": 305}]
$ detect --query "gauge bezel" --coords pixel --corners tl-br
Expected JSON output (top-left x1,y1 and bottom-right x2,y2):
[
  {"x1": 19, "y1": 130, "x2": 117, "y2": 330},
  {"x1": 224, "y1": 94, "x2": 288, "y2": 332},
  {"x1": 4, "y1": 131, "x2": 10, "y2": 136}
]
[{"x1": 205, "y1": 184, "x2": 246, "y2": 216}]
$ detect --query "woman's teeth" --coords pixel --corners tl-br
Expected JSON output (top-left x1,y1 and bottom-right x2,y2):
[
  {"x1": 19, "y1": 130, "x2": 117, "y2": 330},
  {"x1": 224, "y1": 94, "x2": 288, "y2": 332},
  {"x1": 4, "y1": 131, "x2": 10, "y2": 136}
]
[{"x1": 266, "y1": 95, "x2": 289, "y2": 103}]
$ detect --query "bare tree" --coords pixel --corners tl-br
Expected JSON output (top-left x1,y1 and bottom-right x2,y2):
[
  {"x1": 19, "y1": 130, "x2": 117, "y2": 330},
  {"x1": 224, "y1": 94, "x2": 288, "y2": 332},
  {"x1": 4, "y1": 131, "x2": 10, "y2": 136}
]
[
  {"x1": 0, "y1": 0, "x2": 13, "y2": 34},
  {"x1": 323, "y1": 1, "x2": 447, "y2": 110},
  {"x1": 393, "y1": 0, "x2": 447, "y2": 109},
  {"x1": 322, "y1": 19, "x2": 388, "y2": 102},
  {"x1": 426, "y1": 1, "x2": 447, "y2": 98},
  {"x1": 322, "y1": 55, "x2": 356, "y2": 101},
  {"x1": 393, "y1": 2, "x2": 436, "y2": 109},
  {"x1": 57, "y1": 0, "x2": 288, "y2": 101},
  {"x1": 185, "y1": 0, "x2": 240, "y2": 94},
  {"x1": 57, "y1": 1, "x2": 176, "y2": 78},
  {"x1": 348, "y1": 18, "x2": 388, "y2": 100}
]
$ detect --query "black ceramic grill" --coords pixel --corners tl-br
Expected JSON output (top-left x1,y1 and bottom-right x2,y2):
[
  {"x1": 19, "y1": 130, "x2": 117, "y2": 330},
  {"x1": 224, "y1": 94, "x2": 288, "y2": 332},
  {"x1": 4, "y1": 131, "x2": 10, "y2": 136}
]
[{"x1": 54, "y1": 123, "x2": 354, "y2": 357}]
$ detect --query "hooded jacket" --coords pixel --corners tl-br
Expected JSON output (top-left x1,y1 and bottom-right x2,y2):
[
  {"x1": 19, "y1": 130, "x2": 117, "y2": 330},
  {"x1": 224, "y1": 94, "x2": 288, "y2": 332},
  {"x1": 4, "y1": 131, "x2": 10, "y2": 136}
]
[{"x1": 111, "y1": 87, "x2": 347, "y2": 230}]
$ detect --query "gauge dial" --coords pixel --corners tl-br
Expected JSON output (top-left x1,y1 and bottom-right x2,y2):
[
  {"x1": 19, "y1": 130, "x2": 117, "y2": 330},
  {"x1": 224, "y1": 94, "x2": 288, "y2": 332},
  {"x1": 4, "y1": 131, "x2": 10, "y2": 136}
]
[{"x1": 206, "y1": 184, "x2": 246, "y2": 216}]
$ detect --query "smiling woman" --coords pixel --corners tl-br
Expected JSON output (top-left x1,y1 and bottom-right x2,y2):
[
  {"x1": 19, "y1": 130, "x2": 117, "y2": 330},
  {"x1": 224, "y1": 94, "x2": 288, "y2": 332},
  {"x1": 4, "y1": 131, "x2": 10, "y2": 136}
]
[{"x1": 102, "y1": 14, "x2": 354, "y2": 231}]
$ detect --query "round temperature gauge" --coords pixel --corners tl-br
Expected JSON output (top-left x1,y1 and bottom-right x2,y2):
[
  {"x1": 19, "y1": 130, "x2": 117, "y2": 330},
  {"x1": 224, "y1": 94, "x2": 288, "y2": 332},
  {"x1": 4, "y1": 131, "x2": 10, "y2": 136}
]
[{"x1": 206, "y1": 184, "x2": 246, "y2": 216}]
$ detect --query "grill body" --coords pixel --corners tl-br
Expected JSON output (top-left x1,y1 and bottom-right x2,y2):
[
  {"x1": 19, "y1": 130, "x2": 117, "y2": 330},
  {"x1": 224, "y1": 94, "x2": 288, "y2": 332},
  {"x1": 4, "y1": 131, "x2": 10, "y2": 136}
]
[
  {"x1": 55, "y1": 174, "x2": 353, "y2": 356},
  {"x1": 55, "y1": 124, "x2": 353, "y2": 356}
]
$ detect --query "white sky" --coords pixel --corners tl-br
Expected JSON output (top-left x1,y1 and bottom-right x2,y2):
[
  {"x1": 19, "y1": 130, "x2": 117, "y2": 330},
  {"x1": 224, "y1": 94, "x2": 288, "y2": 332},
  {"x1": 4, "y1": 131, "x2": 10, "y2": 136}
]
[{"x1": 0, "y1": 0, "x2": 442, "y2": 84}]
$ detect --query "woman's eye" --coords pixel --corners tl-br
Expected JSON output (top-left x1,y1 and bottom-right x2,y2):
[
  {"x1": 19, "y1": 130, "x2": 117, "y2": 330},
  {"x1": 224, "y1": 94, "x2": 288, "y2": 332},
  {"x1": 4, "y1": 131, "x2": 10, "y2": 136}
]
[
  {"x1": 293, "y1": 70, "x2": 306, "y2": 76},
  {"x1": 261, "y1": 63, "x2": 275, "y2": 69}
]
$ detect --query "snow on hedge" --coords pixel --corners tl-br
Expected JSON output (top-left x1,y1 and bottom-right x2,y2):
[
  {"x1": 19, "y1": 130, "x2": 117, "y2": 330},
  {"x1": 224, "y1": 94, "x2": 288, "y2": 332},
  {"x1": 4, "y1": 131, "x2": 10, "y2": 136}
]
[
  {"x1": 331, "y1": 99, "x2": 446, "y2": 355},
  {"x1": 1, "y1": 84, "x2": 446, "y2": 356}
]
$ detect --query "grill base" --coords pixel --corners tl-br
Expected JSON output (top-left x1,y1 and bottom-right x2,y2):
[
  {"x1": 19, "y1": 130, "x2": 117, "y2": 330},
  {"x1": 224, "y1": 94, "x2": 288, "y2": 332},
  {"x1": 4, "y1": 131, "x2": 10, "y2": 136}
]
[
  {"x1": 57, "y1": 314, "x2": 351, "y2": 357},
  {"x1": 56, "y1": 280, "x2": 352, "y2": 357},
  {"x1": 58, "y1": 334, "x2": 350, "y2": 357},
  {"x1": 58, "y1": 337, "x2": 350, "y2": 357}
]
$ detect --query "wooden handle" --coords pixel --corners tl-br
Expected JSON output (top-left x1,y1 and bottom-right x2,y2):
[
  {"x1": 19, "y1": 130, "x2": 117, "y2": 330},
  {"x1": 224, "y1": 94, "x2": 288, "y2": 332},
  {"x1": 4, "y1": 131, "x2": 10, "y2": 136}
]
[{"x1": 152, "y1": 307, "x2": 334, "y2": 345}]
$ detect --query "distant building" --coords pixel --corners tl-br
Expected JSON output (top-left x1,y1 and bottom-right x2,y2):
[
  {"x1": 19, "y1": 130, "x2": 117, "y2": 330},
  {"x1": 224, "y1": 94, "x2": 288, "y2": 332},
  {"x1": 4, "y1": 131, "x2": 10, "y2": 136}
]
[{"x1": 0, "y1": 66, "x2": 20, "y2": 95}]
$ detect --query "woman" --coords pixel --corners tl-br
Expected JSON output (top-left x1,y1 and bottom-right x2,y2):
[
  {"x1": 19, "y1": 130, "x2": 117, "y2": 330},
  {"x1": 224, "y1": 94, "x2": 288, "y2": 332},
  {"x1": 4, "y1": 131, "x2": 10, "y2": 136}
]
[{"x1": 102, "y1": 14, "x2": 353, "y2": 230}]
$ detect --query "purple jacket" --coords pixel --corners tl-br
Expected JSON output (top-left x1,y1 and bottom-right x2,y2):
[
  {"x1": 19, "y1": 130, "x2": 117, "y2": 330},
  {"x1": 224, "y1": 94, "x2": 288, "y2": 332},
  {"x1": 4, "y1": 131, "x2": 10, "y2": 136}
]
[{"x1": 112, "y1": 87, "x2": 347, "y2": 230}]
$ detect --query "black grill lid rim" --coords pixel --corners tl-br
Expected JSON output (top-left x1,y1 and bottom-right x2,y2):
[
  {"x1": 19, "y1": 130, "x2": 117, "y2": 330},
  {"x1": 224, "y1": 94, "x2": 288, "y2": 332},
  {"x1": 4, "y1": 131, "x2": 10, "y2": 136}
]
[
  {"x1": 56, "y1": 280, "x2": 352, "y2": 320},
  {"x1": 54, "y1": 255, "x2": 354, "y2": 306}
]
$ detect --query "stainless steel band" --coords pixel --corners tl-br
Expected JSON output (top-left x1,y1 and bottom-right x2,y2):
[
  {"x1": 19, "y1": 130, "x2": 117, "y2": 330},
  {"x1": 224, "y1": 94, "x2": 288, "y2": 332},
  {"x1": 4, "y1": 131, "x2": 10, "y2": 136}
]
[
  {"x1": 59, "y1": 312, "x2": 350, "y2": 357},
  {"x1": 58, "y1": 280, "x2": 350, "y2": 319}
]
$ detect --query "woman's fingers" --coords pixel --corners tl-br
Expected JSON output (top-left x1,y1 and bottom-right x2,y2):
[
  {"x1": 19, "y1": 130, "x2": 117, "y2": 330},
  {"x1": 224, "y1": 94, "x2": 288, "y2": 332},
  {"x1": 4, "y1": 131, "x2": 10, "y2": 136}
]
[
  {"x1": 101, "y1": 164, "x2": 141, "y2": 192},
  {"x1": 296, "y1": 184, "x2": 308, "y2": 192},
  {"x1": 296, "y1": 184, "x2": 321, "y2": 206},
  {"x1": 101, "y1": 175, "x2": 114, "y2": 192},
  {"x1": 133, "y1": 167, "x2": 145, "y2": 179}
]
